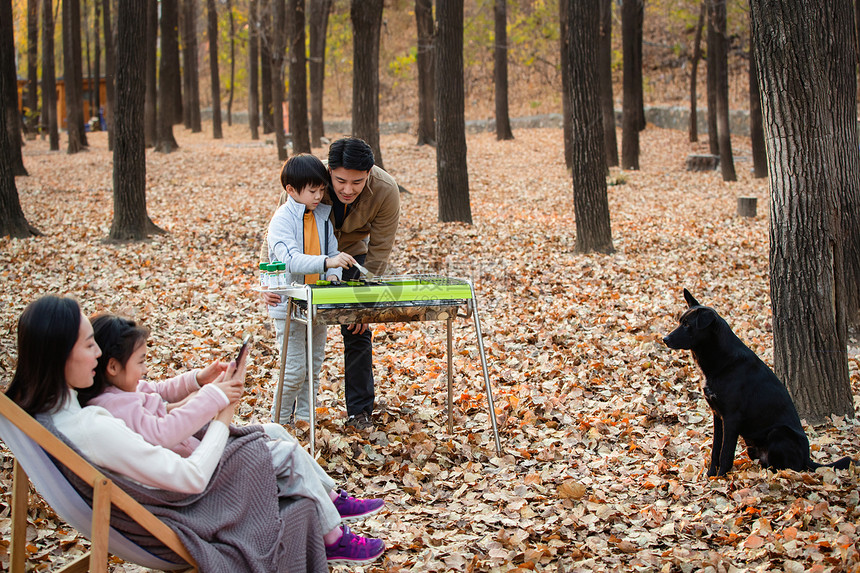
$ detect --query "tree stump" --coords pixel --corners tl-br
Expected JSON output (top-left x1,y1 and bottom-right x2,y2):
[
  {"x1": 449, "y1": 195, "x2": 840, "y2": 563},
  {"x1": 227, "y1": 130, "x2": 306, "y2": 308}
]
[
  {"x1": 737, "y1": 196, "x2": 758, "y2": 217},
  {"x1": 685, "y1": 154, "x2": 720, "y2": 171}
]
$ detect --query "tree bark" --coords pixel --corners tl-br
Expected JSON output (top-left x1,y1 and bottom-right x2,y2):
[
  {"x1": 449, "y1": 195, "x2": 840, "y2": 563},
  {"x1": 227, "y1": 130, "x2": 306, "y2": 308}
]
[
  {"x1": 710, "y1": 0, "x2": 736, "y2": 182},
  {"x1": 112, "y1": 0, "x2": 163, "y2": 241},
  {"x1": 2, "y1": 0, "x2": 28, "y2": 175},
  {"x1": 706, "y1": 5, "x2": 719, "y2": 155},
  {"x1": 415, "y1": 0, "x2": 435, "y2": 146},
  {"x1": 566, "y1": 0, "x2": 614, "y2": 254},
  {"x1": 155, "y1": 0, "x2": 180, "y2": 152},
  {"x1": 350, "y1": 0, "x2": 385, "y2": 169},
  {"x1": 750, "y1": 0, "x2": 853, "y2": 422},
  {"x1": 42, "y1": 0, "x2": 59, "y2": 150},
  {"x1": 559, "y1": 0, "x2": 571, "y2": 169},
  {"x1": 689, "y1": 1, "x2": 705, "y2": 143},
  {"x1": 598, "y1": 0, "x2": 618, "y2": 168},
  {"x1": 102, "y1": 0, "x2": 116, "y2": 150},
  {"x1": 748, "y1": 27, "x2": 767, "y2": 178},
  {"x1": 260, "y1": 0, "x2": 274, "y2": 134},
  {"x1": 271, "y1": 0, "x2": 287, "y2": 161},
  {"x1": 207, "y1": 0, "x2": 223, "y2": 138},
  {"x1": 620, "y1": 0, "x2": 641, "y2": 170},
  {"x1": 144, "y1": 0, "x2": 158, "y2": 147},
  {"x1": 183, "y1": 0, "x2": 202, "y2": 133},
  {"x1": 309, "y1": 0, "x2": 331, "y2": 147},
  {"x1": 248, "y1": 0, "x2": 260, "y2": 139},
  {"x1": 68, "y1": 0, "x2": 88, "y2": 147},
  {"x1": 435, "y1": 0, "x2": 471, "y2": 224},
  {"x1": 288, "y1": 0, "x2": 311, "y2": 153},
  {"x1": 493, "y1": 0, "x2": 513, "y2": 140},
  {"x1": 0, "y1": 1, "x2": 38, "y2": 238},
  {"x1": 227, "y1": 0, "x2": 235, "y2": 126},
  {"x1": 83, "y1": 0, "x2": 94, "y2": 116},
  {"x1": 26, "y1": 0, "x2": 39, "y2": 128},
  {"x1": 93, "y1": 0, "x2": 101, "y2": 122}
]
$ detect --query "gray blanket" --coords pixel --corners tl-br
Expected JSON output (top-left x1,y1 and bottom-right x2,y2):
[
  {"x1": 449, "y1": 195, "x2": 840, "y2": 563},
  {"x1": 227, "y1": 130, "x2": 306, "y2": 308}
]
[{"x1": 38, "y1": 416, "x2": 328, "y2": 572}]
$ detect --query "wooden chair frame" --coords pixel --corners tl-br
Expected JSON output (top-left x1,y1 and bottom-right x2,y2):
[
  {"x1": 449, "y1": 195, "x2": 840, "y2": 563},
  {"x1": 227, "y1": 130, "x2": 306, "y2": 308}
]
[{"x1": 0, "y1": 392, "x2": 197, "y2": 573}]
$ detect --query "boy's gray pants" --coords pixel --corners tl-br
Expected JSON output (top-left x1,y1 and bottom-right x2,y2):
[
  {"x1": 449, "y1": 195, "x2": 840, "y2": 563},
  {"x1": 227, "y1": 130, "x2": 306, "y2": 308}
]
[{"x1": 271, "y1": 317, "x2": 327, "y2": 423}]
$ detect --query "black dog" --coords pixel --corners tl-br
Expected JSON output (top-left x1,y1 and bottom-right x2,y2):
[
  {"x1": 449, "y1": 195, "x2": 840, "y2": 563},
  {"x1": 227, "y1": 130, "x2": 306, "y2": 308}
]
[{"x1": 663, "y1": 289, "x2": 853, "y2": 476}]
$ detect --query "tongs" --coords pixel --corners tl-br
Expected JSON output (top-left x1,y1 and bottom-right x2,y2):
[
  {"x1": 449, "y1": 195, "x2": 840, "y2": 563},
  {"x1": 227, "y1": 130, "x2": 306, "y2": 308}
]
[{"x1": 354, "y1": 262, "x2": 375, "y2": 280}]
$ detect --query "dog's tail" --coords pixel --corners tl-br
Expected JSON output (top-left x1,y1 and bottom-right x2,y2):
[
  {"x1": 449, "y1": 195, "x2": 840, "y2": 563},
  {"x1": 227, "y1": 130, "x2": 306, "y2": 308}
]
[{"x1": 807, "y1": 456, "x2": 854, "y2": 471}]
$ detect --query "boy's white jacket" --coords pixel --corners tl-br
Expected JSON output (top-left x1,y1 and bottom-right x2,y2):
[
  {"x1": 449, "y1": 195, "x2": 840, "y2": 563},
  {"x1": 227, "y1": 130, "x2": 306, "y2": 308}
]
[{"x1": 266, "y1": 195, "x2": 342, "y2": 319}]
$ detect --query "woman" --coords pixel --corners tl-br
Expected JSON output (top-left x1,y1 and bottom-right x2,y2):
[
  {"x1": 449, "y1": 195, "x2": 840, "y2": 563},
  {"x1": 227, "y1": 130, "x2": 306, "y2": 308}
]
[{"x1": 6, "y1": 295, "x2": 385, "y2": 569}]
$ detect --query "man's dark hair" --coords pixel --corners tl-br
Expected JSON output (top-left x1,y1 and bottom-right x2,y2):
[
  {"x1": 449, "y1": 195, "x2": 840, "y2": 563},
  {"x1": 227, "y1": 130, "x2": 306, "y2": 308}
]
[{"x1": 328, "y1": 137, "x2": 375, "y2": 171}]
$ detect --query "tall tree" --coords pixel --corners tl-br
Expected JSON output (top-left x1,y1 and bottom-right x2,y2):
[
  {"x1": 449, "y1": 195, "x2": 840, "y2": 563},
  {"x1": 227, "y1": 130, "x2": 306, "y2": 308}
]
[
  {"x1": 350, "y1": 0, "x2": 385, "y2": 168},
  {"x1": 415, "y1": 0, "x2": 435, "y2": 146},
  {"x1": 705, "y1": 6, "x2": 719, "y2": 155},
  {"x1": 288, "y1": 0, "x2": 311, "y2": 153},
  {"x1": 83, "y1": 0, "x2": 94, "y2": 116},
  {"x1": 0, "y1": 2, "x2": 38, "y2": 239},
  {"x1": 566, "y1": 0, "x2": 614, "y2": 254},
  {"x1": 435, "y1": 0, "x2": 471, "y2": 223},
  {"x1": 182, "y1": 0, "x2": 202, "y2": 133},
  {"x1": 63, "y1": 0, "x2": 88, "y2": 152},
  {"x1": 559, "y1": 0, "x2": 571, "y2": 168},
  {"x1": 271, "y1": 0, "x2": 287, "y2": 161},
  {"x1": 26, "y1": 0, "x2": 39, "y2": 129},
  {"x1": 93, "y1": 0, "x2": 101, "y2": 122},
  {"x1": 144, "y1": 0, "x2": 158, "y2": 147},
  {"x1": 155, "y1": 0, "x2": 180, "y2": 152},
  {"x1": 226, "y1": 0, "x2": 235, "y2": 126},
  {"x1": 620, "y1": 0, "x2": 642, "y2": 170},
  {"x1": 748, "y1": 27, "x2": 767, "y2": 178},
  {"x1": 2, "y1": 0, "x2": 28, "y2": 175},
  {"x1": 41, "y1": 0, "x2": 59, "y2": 150},
  {"x1": 749, "y1": 0, "x2": 853, "y2": 422},
  {"x1": 309, "y1": 0, "x2": 331, "y2": 147},
  {"x1": 207, "y1": 0, "x2": 223, "y2": 138},
  {"x1": 102, "y1": 0, "x2": 116, "y2": 150},
  {"x1": 493, "y1": 0, "x2": 513, "y2": 140},
  {"x1": 111, "y1": 0, "x2": 164, "y2": 241},
  {"x1": 598, "y1": 0, "x2": 618, "y2": 168},
  {"x1": 248, "y1": 0, "x2": 260, "y2": 139},
  {"x1": 260, "y1": 0, "x2": 274, "y2": 133},
  {"x1": 689, "y1": 1, "x2": 705, "y2": 143},
  {"x1": 710, "y1": 0, "x2": 736, "y2": 181}
]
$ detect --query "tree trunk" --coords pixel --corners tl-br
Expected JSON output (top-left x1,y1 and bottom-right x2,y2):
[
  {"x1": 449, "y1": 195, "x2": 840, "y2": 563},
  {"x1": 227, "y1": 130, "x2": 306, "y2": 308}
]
[
  {"x1": 169, "y1": 1, "x2": 183, "y2": 126},
  {"x1": 26, "y1": 0, "x2": 39, "y2": 128},
  {"x1": 620, "y1": 0, "x2": 641, "y2": 170},
  {"x1": 689, "y1": 1, "x2": 705, "y2": 143},
  {"x1": 93, "y1": 0, "x2": 101, "y2": 121},
  {"x1": 710, "y1": 0, "x2": 736, "y2": 182},
  {"x1": 207, "y1": 0, "x2": 223, "y2": 139},
  {"x1": 633, "y1": 0, "x2": 644, "y2": 132},
  {"x1": 706, "y1": 6, "x2": 719, "y2": 155},
  {"x1": 559, "y1": 0, "x2": 571, "y2": 169},
  {"x1": 750, "y1": 0, "x2": 853, "y2": 422},
  {"x1": 260, "y1": 0, "x2": 274, "y2": 134},
  {"x1": 493, "y1": 0, "x2": 513, "y2": 141},
  {"x1": 598, "y1": 0, "x2": 618, "y2": 168},
  {"x1": 0, "y1": 1, "x2": 38, "y2": 238},
  {"x1": 435, "y1": 0, "x2": 471, "y2": 224},
  {"x1": 42, "y1": 0, "x2": 59, "y2": 150},
  {"x1": 155, "y1": 0, "x2": 180, "y2": 152},
  {"x1": 227, "y1": 0, "x2": 234, "y2": 126},
  {"x1": 309, "y1": 0, "x2": 331, "y2": 147},
  {"x1": 350, "y1": 0, "x2": 385, "y2": 169},
  {"x1": 748, "y1": 27, "x2": 767, "y2": 178},
  {"x1": 271, "y1": 0, "x2": 287, "y2": 161},
  {"x1": 567, "y1": 0, "x2": 614, "y2": 254},
  {"x1": 2, "y1": 0, "x2": 28, "y2": 175},
  {"x1": 62, "y1": 0, "x2": 85, "y2": 153},
  {"x1": 102, "y1": 0, "x2": 116, "y2": 150},
  {"x1": 83, "y1": 0, "x2": 94, "y2": 116},
  {"x1": 183, "y1": 0, "x2": 202, "y2": 133},
  {"x1": 181, "y1": 0, "x2": 192, "y2": 128},
  {"x1": 415, "y1": 0, "x2": 435, "y2": 146},
  {"x1": 288, "y1": 0, "x2": 311, "y2": 153},
  {"x1": 248, "y1": 0, "x2": 260, "y2": 139},
  {"x1": 69, "y1": 0, "x2": 88, "y2": 146},
  {"x1": 112, "y1": 0, "x2": 163, "y2": 241},
  {"x1": 144, "y1": 0, "x2": 158, "y2": 147}
]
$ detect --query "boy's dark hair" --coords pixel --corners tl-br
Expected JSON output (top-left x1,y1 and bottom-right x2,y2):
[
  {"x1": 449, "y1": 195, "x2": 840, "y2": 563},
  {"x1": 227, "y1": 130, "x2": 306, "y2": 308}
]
[
  {"x1": 280, "y1": 153, "x2": 330, "y2": 192},
  {"x1": 77, "y1": 314, "x2": 150, "y2": 406},
  {"x1": 328, "y1": 137, "x2": 375, "y2": 172}
]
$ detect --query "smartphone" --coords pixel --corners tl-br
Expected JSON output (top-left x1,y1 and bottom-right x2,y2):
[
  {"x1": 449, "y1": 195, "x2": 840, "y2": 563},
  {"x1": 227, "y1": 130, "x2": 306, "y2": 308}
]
[{"x1": 235, "y1": 334, "x2": 251, "y2": 364}]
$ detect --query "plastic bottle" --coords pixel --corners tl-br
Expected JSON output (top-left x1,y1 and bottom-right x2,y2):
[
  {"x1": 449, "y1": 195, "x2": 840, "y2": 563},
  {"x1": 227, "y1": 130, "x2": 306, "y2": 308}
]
[
  {"x1": 259, "y1": 262, "x2": 269, "y2": 290},
  {"x1": 268, "y1": 262, "x2": 281, "y2": 290},
  {"x1": 277, "y1": 261, "x2": 289, "y2": 288}
]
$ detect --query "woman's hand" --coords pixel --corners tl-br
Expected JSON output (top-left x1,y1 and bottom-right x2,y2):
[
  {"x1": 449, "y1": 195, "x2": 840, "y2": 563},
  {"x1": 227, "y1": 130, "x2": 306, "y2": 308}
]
[
  {"x1": 196, "y1": 360, "x2": 229, "y2": 386},
  {"x1": 325, "y1": 252, "x2": 357, "y2": 269}
]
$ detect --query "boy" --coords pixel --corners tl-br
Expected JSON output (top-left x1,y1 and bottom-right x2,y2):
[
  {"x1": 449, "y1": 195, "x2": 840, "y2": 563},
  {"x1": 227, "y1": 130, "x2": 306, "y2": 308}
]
[{"x1": 266, "y1": 154, "x2": 356, "y2": 423}]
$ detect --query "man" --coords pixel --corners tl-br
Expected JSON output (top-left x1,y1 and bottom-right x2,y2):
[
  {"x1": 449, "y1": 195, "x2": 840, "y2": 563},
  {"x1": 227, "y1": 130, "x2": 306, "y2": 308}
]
[{"x1": 262, "y1": 137, "x2": 400, "y2": 431}]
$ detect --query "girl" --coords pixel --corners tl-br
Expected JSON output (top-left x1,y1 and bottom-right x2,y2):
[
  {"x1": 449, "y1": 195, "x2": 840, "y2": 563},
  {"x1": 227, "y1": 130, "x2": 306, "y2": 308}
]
[{"x1": 6, "y1": 297, "x2": 385, "y2": 566}]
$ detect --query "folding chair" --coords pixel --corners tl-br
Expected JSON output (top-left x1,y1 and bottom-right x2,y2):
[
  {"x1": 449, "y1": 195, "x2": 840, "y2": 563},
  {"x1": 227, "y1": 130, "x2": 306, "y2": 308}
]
[{"x1": 0, "y1": 392, "x2": 197, "y2": 573}]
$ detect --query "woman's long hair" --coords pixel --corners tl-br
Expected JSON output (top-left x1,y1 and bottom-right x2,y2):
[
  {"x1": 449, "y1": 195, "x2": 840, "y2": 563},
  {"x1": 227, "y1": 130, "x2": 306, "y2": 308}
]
[
  {"x1": 77, "y1": 314, "x2": 149, "y2": 406},
  {"x1": 5, "y1": 296, "x2": 82, "y2": 415}
]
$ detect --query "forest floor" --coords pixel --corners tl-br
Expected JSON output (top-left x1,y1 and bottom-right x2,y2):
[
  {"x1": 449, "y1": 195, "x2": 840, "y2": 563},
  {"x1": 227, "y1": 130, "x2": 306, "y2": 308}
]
[{"x1": 1, "y1": 122, "x2": 859, "y2": 572}]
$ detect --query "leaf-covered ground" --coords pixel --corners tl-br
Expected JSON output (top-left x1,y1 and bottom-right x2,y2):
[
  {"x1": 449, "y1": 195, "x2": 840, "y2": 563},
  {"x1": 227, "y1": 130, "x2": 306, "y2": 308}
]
[{"x1": 1, "y1": 125, "x2": 859, "y2": 572}]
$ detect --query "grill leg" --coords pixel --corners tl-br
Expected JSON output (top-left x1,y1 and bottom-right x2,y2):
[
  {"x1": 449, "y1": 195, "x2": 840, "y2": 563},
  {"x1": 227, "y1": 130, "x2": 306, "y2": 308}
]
[
  {"x1": 273, "y1": 300, "x2": 293, "y2": 425},
  {"x1": 469, "y1": 284, "x2": 502, "y2": 455},
  {"x1": 447, "y1": 317, "x2": 453, "y2": 435},
  {"x1": 307, "y1": 316, "x2": 316, "y2": 456}
]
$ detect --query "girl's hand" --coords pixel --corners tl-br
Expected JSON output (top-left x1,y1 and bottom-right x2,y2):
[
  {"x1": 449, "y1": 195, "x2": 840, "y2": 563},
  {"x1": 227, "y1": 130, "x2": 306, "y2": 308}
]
[
  {"x1": 260, "y1": 291, "x2": 282, "y2": 306},
  {"x1": 213, "y1": 376, "x2": 244, "y2": 403},
  {"x1": 196, "y1": 360, "x2": 229, "y2": 386},
  {"x1": 325, "y1": 252, "x2": 357, "y2": 269}
]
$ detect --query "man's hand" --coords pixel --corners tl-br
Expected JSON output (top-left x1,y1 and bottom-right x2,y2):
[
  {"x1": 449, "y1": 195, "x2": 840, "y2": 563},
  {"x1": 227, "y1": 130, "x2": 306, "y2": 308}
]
[{"x1": 346, "y1": 323, "x2": 369, "y2": 335}]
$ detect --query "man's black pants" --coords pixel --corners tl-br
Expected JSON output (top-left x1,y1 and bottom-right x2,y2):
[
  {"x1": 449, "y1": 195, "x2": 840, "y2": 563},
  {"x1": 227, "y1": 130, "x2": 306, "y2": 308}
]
[{"x1": 342, "y1": 256, "x2": 375, "y2": 417}]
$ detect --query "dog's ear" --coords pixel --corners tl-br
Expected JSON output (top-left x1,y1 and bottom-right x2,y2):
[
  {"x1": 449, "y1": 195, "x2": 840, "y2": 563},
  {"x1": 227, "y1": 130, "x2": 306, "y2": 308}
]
[
  {"x1": 691, "y1": 308, "x2": 716, "y2": 330},
  {"x1": 683, "y1": 288, "x2": 701, "y2": 308}
]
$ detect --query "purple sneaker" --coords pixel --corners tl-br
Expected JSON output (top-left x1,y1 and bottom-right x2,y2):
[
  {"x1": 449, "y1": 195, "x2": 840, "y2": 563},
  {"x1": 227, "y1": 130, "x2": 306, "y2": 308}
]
[
  {"x1": 332, "y1": 489, "x2": 385, "y2": 523},
  {"x1": 325, "y1": 525, "x2": 385, "y2": 565}
]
